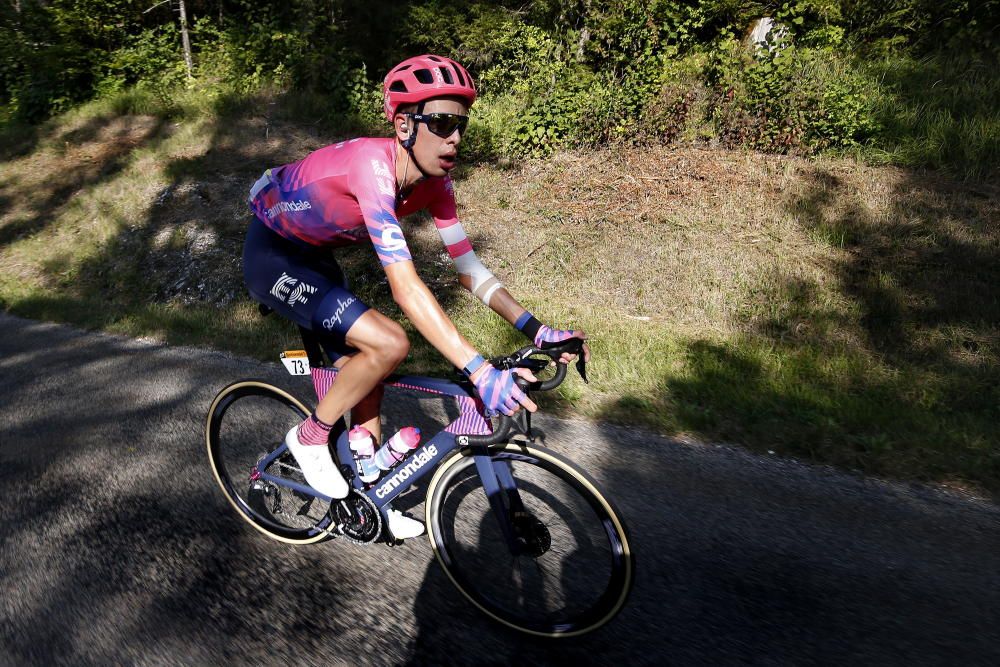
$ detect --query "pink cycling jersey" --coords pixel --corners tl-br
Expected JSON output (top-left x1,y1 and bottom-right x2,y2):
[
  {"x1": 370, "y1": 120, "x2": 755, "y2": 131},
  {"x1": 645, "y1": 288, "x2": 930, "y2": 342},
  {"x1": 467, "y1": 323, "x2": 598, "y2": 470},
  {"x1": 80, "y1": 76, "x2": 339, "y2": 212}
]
[{"x1": 248, "y1": 137, "x2": 469, "y2": 267}]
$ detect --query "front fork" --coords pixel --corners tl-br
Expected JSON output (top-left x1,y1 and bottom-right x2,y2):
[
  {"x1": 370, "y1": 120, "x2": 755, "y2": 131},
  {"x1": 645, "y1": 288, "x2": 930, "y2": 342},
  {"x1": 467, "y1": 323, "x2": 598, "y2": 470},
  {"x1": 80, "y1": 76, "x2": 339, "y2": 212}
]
[
  {"x1": 472, "y1": 430, "x2": 546, "y2": 559},
  {"x1": 470, "y1": 408, "x2": 541, "y2": 554}
]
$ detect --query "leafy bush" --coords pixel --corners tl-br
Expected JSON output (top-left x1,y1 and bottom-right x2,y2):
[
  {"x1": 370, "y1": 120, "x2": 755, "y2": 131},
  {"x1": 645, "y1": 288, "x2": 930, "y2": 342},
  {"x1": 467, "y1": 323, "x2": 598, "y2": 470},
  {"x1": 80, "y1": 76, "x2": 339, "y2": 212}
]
[
  {"x1": 705, "y1": 37, "x2": 878, "y2": 153},
  {"x1": 0, "y1": 0, "x2": 995, "y2": 179},
  {"x1": 100, "y1": 24, "x2": 189, "y2": 101}
]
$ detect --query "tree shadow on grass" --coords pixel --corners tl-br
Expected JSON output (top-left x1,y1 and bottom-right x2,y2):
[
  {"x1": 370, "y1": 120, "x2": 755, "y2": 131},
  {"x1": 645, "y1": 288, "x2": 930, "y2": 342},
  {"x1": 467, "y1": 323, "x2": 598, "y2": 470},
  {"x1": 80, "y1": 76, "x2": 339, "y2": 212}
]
[
  {"x1": 0, "y1": 119, "x2": 40, "y2": 162},
  {"x1": 0, "y1": 113, "x2": 169, "y2": 249},
  {"x1": 786, "y1": 168, "x2": 999, "y2": 361},
  {"x1": 604, "y1": 163, "x2": 999, "y2": 496}
]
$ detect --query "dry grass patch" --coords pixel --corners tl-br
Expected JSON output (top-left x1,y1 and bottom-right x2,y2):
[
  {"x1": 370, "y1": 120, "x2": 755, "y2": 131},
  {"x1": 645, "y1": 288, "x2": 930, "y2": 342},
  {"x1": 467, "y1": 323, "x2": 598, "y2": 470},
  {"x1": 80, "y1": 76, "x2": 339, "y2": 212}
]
[
  {"x1": 449, "y1": 149, "x2": 837, "y2": 337},
  {"x1": 1, "y1": 102, "x2": 997, "y2": 494}
]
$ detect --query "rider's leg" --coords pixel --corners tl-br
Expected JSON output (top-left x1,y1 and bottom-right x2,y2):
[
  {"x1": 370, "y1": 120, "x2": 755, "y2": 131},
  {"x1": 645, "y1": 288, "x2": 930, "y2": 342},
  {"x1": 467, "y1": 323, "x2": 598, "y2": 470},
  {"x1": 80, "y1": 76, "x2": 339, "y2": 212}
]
[
  {"x1": 319, "y1": 319, "x2": 423, "y2": 538},
  {"x1": 241, "y1": 221, "x2": 421, "y2": 536},
  {"x1": 285, "y1": 310, "x2": 406, "y2": 498},
  {"x1": 312, "y1": 309, "x2": 406, "y2": 428},
  {"x1": 332, "y1": 354, "x2": 385, "y2": 442},
  {"x1": 328, "y1": 317, "x2": 423, "y2": 539},
  {"x1": 350, "y1": 385, "x2": 385, "y2": 443}
]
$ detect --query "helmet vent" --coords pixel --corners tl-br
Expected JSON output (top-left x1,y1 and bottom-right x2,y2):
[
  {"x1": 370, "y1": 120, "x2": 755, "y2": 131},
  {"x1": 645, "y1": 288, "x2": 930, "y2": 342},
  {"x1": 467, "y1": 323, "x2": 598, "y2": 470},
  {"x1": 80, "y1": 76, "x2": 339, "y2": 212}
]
[
  {"x1": 413, "y1": 69, "x2": 434, "y2": 84},
  {"x1": 427, "y1": 55, "x2": 442, "y2": 62},
  {"x1": 440, "y1": 67, "x2": 454, "y2": 84},
  {"x1": 454, "y1": 67, "x2": 466, "y2": 87},
  {"x1": 389, "y1": 81, "x2": 408, "y2": 92}
]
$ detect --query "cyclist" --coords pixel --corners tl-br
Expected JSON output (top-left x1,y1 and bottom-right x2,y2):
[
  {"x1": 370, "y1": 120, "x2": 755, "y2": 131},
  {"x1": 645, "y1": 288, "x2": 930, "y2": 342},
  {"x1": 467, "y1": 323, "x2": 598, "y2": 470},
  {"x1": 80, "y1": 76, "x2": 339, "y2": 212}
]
[{"x1": 243, "y1": 54, "x2": 588, "y2": 539}]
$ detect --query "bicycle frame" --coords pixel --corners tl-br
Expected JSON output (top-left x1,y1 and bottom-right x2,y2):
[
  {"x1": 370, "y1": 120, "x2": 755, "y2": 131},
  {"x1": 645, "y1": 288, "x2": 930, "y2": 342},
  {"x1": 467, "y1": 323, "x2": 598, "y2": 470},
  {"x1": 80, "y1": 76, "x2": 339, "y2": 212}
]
[{"x1": 251, "y1": 363, "x2": 530, "y2": 551}]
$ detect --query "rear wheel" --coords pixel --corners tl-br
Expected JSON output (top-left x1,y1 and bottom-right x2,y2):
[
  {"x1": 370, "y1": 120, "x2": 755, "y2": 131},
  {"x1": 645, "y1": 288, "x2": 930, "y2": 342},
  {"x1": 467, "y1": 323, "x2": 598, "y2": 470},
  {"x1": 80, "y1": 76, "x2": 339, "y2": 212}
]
[
  {"x1": 206, "y1": 380, "x2": 335, "y2": 544},
  {"x1": 425, "y1": 443, "x2": 633, "y2": 637}
]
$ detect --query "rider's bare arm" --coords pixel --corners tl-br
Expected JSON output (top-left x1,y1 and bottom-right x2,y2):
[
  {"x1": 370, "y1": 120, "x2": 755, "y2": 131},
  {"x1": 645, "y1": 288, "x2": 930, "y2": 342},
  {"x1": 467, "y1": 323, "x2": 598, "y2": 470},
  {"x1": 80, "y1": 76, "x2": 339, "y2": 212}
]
[
  {"x1": 455, "y1": 275, "x2": 525, "y2": 322},
  {"x1": 428, "y1": 186, "x2": 586, "y2": 363},
  {"x1": 385, "y1": 260, "x2": 538, "y2": 412}
]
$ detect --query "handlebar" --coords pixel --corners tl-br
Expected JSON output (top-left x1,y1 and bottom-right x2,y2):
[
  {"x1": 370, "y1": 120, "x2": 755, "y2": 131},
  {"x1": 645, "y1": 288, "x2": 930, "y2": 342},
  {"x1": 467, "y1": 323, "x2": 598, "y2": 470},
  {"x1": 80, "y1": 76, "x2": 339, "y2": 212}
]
[{"x1": 460, "y1": 338, "x2": 587, "y2": 447}]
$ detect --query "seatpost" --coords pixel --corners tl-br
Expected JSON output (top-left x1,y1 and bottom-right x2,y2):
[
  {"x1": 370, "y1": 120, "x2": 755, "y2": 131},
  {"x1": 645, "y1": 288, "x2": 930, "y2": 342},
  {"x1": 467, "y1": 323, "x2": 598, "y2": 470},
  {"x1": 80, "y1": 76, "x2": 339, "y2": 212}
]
[{"x1": 297, "y1": 325, "x2": 327, "y2": 369}]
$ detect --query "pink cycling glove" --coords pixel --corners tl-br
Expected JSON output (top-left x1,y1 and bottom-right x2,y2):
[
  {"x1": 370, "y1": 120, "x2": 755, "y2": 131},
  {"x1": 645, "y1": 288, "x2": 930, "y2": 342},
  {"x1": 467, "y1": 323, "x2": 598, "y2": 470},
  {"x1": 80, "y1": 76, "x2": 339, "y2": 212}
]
[
  {"x1": 515, "y1": 311, "x2": 581, "y2": 348},
  {"x1": 533, "y1": 324, "x2": 580, "y2": 347},
  {"x1": 470, "y1": 360, "x2": 529, "y2": 416}
]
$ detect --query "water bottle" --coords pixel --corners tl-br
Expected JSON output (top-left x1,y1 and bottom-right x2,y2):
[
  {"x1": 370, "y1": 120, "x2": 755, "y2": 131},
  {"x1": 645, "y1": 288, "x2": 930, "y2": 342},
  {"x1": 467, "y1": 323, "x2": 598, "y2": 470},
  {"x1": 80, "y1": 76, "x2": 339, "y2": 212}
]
[
  {"x1": 374, "y1": 427, "x2": 421, "y2": 471},
  {"x1": 348, "y1": 425, "x2": 380, "y2": 484}
]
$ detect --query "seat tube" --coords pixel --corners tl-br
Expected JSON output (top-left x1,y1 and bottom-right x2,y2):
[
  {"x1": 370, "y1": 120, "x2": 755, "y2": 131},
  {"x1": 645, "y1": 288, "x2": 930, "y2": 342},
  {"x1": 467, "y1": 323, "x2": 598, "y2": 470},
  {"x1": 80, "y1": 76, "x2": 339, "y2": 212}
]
[{"x1": 471, "y1": 448, "x2": 519, "y2": 552}]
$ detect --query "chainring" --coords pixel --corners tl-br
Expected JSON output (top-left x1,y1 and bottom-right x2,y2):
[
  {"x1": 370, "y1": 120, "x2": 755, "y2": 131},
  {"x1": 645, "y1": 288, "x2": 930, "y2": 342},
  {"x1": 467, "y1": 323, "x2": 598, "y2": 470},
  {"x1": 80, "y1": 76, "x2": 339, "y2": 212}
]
[{"x1": 332, "y1": 491, "x2": 382, "y2": 544}]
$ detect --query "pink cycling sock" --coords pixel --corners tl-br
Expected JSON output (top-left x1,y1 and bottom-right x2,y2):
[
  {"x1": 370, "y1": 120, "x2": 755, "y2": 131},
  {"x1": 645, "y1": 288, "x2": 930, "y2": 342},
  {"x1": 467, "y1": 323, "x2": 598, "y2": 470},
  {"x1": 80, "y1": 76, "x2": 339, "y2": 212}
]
[{"x1": 297, "y1": 414, "x2": 334, "y2": 446}]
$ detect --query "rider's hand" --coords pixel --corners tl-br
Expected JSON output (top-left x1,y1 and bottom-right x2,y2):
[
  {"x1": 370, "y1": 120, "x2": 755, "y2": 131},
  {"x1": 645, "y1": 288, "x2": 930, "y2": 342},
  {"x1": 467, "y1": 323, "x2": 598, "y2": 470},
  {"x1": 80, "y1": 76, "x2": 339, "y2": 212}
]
[
  {"x1": 470, "y1": 363, "x2": 538, "y2": 416},
  {"x1": 535, "y1": 325, "x2": 591, "y2": 365}
]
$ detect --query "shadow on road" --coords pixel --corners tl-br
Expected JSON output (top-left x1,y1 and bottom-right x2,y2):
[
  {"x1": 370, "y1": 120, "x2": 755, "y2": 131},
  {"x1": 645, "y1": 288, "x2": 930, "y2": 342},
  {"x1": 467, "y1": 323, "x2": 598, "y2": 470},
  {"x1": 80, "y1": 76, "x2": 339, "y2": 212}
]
[
  {"x1": 404, "y1": 412, "x2": 1000, "y2": 665},
  {"x1": 2, "y1": 315, "x2": 1000, "y2": 665}
]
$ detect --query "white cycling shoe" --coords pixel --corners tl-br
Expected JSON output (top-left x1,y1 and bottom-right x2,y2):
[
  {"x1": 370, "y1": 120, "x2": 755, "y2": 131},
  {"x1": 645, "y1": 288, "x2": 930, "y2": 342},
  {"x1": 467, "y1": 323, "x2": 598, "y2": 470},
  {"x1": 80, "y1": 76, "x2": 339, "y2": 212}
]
[
  {"x1": 386, "y1": 508, "x2": 425, "y2": 539},
  {"x1": 284, "y1": 425, "x2": 349, "y2": 500}
]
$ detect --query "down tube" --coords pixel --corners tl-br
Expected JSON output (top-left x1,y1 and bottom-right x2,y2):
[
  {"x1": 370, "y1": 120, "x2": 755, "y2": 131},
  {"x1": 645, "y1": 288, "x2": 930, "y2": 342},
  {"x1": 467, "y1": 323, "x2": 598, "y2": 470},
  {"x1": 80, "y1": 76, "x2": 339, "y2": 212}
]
[{"x1": 335, "y1": 430, "x2": 461, "y2": 508}]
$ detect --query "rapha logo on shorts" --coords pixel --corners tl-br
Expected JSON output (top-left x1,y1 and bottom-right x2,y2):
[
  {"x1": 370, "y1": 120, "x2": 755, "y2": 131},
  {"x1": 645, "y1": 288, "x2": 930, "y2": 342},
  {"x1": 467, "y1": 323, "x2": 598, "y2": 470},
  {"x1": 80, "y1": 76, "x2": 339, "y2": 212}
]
[
  {"x1": 321, "y1": 297, "x2": 356, "y2": 331},
  {"x1": 270, "y1": 272, "x2": 317, "y2": 307}
]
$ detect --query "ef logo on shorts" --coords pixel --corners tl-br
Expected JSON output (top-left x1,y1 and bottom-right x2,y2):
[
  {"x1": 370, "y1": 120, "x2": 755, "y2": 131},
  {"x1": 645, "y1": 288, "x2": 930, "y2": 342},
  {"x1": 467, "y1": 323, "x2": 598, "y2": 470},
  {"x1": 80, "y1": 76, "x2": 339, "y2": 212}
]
[{"x1": 270, "y1": 272, "x2": 317, "y2": 307}]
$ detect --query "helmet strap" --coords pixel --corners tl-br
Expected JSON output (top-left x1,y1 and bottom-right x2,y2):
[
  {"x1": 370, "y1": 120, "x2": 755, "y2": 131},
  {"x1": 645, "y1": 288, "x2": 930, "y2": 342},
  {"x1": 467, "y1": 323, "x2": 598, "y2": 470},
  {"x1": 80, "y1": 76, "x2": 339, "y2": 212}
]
[{"x1": 401, "y1": 102, "x2": 433, "y2": 181}]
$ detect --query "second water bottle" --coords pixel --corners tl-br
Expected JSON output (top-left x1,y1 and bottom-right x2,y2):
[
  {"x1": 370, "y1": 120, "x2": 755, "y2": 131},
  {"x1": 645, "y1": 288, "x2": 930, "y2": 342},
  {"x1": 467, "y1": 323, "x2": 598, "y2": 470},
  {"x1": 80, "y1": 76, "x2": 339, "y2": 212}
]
[{"x1": 374, "y1": 426, "x2": 421, "y2": 471}]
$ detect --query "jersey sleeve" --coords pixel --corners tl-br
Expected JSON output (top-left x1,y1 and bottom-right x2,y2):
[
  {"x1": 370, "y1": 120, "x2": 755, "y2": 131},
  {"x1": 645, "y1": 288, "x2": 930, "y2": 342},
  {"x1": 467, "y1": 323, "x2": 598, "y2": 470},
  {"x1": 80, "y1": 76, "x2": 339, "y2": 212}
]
[
  {"x1": 427, "y1": 176, "x2": 504, "y2": 305},
  {"x1": 428, "y1": 177, "x2": 473, "y2": 259},
  {"x1": 347, "y1": 150, "x2": 413, "y2": 267}
]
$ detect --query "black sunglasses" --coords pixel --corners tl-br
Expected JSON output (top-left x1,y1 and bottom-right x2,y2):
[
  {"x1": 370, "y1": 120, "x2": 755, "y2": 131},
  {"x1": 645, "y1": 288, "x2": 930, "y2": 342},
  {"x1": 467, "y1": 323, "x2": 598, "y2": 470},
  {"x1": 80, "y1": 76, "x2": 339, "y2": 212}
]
[{"x1": 409, "y1": 112, "x2": 469, "y2": 138}]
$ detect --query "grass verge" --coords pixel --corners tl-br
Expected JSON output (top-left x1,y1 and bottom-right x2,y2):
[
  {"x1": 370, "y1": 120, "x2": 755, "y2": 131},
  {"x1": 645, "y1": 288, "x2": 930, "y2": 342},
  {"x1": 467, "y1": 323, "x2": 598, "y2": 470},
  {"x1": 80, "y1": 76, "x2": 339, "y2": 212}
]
[{"x1": 1, "y1": 94, "x2": 997, "y2": 496}]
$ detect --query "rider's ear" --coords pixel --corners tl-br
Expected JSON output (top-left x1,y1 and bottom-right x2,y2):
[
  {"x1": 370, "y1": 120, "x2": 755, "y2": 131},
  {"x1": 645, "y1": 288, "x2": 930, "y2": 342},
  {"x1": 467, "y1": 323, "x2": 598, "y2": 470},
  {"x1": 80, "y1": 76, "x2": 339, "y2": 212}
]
[{"x1": 395, "y1": 115, "x2": 409, "y2": 140}]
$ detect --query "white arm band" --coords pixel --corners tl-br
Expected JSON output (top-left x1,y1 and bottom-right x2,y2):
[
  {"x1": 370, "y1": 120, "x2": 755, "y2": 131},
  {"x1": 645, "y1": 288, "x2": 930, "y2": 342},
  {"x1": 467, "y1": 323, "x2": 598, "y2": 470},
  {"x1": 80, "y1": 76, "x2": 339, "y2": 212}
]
[
  {"x1": 454, "y1": 250, "x2": 504, "y2": 305},
  {"x1": 437, "y1": 221, "x2": 504, "y2": 306}
]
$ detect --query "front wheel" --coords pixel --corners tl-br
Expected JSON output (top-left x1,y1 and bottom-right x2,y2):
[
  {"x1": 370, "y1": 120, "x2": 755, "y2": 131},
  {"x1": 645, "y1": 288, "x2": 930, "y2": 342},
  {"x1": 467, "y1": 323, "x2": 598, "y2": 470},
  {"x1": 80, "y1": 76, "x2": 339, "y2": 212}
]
[
  {"x1": 425, "y1": 443, "x2": 634, "y2": 637},
  {"x1": 206, "y1": 380, "x2": 336, "y2": 544}
]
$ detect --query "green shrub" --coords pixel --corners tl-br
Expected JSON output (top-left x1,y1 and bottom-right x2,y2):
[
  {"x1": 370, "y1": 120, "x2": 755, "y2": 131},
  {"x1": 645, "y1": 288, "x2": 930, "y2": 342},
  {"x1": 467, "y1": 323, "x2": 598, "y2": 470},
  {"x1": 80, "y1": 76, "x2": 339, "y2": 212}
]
[{"x1": 706, "y1": 38, "x2": 878, "y2": 153}]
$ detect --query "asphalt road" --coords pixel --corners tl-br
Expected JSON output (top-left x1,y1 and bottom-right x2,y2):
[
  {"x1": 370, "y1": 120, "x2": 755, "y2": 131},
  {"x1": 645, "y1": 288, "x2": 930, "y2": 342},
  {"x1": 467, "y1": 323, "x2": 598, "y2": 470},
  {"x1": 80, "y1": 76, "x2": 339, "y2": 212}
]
[{"x1": 1, "y1": 313, "x2": 999, "y2": 666}]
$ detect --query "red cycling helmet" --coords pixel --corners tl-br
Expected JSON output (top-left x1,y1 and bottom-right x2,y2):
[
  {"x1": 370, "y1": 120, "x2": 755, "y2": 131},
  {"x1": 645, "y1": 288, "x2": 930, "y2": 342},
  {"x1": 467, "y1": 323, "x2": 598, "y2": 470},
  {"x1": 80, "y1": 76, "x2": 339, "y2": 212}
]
[{"x1": 383, "y1": 54, "x2": 477, "y2": 122}]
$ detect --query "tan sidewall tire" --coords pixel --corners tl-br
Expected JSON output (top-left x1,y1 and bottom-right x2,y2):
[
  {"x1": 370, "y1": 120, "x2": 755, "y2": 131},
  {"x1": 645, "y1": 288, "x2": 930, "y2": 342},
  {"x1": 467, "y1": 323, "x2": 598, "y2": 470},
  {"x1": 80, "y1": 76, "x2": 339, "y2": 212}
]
[
  {"x1": 205, "y1": 380, "x2": 329, "y2": 545},
  {"x1": 424, "y1": 443, "x2": 633, "y2": 638}
]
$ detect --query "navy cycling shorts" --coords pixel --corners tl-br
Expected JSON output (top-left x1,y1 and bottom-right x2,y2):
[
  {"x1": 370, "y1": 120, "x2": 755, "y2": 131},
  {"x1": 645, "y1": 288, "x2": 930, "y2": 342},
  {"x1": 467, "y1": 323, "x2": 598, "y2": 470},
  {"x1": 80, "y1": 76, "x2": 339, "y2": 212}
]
[{"x1": 242, "y1": 217, "x2": 370, "y2": 352}]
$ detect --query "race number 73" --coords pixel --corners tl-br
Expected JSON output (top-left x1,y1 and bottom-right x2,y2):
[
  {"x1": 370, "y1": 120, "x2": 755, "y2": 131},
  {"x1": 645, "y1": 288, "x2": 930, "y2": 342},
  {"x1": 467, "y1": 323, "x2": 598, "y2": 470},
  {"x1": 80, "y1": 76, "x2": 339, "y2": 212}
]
[{"x1": 280, "y1": 350, "x2": 310, "y2": 376}]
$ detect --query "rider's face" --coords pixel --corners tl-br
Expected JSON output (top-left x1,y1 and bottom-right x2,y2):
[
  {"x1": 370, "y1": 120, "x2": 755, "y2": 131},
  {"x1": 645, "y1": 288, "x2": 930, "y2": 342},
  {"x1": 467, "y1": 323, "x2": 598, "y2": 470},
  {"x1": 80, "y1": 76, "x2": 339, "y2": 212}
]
[{"x1": 396, "y1": 97, "x2": 468, "y2": 177}]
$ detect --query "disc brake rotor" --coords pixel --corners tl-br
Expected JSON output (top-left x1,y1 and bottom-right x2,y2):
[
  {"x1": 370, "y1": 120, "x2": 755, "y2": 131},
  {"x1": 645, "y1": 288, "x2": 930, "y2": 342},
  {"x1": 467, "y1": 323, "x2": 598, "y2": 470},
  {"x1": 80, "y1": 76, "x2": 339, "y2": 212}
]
[{"x1": 512, "y1": 511, "x2": 551, "y2": 558}]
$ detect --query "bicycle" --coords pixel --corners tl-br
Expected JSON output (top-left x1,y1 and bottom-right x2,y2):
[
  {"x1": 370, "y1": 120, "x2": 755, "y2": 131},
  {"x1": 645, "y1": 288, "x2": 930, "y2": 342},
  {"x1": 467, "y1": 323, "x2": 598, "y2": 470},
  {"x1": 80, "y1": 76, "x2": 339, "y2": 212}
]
[{"x1": 205, "y1": 316, "x2": 634, "y2": 638}]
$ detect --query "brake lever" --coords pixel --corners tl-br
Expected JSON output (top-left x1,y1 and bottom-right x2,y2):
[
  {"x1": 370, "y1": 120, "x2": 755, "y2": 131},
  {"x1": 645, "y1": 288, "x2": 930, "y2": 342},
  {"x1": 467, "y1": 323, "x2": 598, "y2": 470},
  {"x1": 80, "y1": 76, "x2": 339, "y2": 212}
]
[{"x1": 536, "y1": 339, "x2": 588, "y2": 383}]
